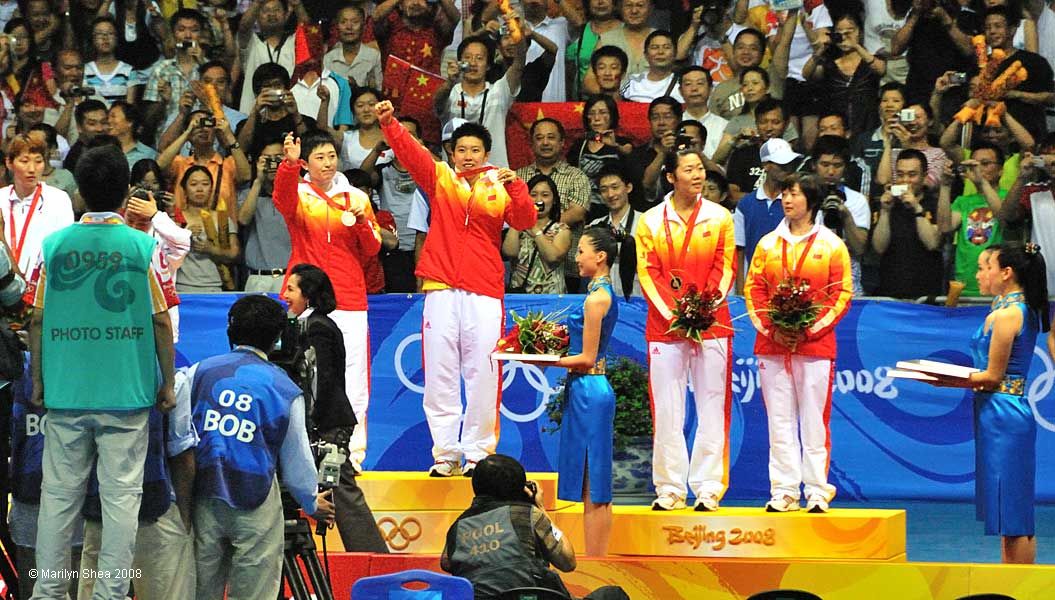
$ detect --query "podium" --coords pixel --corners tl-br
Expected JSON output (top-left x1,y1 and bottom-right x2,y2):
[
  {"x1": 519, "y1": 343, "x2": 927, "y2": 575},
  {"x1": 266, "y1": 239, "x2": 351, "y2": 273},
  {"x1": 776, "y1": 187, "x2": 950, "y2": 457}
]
[{"x1": 315, "y1": 473, "x2": 906, "y2": 561}]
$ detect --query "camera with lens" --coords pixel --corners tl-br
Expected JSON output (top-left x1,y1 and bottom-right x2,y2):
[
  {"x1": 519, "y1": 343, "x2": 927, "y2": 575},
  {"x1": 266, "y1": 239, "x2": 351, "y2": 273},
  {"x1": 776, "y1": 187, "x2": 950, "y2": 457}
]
[
  {"x1": 955, "y1": 163, "x2": 970, "y2": 176},
  {"x1": 829, "y1": 31, "x2": 844, "y2": 46},
  {"x1": 674, "y1": 127, "x2": 696, "y2": 151},
  {"x1": 534, "y1": 200, "x2": 546, "y2": 212},
  {"x1": 950, "y1": 72, "x2": 968, "y2": 85},
  {"x1": 199, "y1": 116, "x2": 216, "y2": 128},
  {"x1": 175, "y1": 40, "x2": 199, "y2": 51},
  {"x1": 67, "y1": 86, "x2": 96, "y2": 98},
  {"x1": 692, "y1": 0, "x2": 728, "y2": 30},
  {"x1": 458, "y1": 61, "x2": 471, "y2": 73},
  {"x1": 820, "y1": 187, "x2": 846, "y2": 230},
  {"x1": 265, "y1": 155, "x2": 282, "y2": 169},
  {"x1": 498, "y1": 22, "x2": 509, "y2": 37}
]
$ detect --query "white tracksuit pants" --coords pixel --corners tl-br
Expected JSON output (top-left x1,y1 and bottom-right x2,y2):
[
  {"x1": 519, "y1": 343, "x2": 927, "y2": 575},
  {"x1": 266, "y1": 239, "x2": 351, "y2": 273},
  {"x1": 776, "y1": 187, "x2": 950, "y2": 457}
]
[
  {"x1": 757, "y1": 354, "x2": 837, "y2": 502},
  {"x1": 331, "y1": 310, "x2": 370, "y2": 466},
  {"x1": 422, "y1": 289, "x2": 504, "y2": 463},
  {"x1": 649, "y1": 338, "x2": 731, "y2": 500}
]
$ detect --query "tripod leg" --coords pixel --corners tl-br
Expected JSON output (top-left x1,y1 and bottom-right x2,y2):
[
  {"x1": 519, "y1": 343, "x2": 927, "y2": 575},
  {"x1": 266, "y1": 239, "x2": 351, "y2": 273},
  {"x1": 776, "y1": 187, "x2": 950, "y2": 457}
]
[
  {"x1": 299, "y1": 547, "x2": 335, "y2": 600},
  {"x1": 281, "y1": 551, "x2": 311, "y2": 600}
]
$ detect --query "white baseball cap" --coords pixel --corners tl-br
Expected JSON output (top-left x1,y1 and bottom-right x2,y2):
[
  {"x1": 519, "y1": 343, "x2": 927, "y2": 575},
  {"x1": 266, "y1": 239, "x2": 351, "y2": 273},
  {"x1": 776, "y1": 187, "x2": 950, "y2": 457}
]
[
  {"x1": 442, "y1": 118, "x2": 469, "y2": 143},
  {"x1": 759, "y1": 138, "x2": 802, "y2": 166}
]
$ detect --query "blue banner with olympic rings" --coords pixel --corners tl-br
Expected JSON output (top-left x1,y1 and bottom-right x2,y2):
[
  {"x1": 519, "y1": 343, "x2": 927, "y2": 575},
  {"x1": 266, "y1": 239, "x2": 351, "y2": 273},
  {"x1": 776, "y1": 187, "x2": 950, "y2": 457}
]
[{"x1": 175, "y1": 294, "x2": 1055, "y2": 502}]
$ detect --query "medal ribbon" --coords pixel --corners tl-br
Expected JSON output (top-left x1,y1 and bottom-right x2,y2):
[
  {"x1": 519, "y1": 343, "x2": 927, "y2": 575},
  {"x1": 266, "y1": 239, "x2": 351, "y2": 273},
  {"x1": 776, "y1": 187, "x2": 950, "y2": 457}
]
[
  {"x1": 8, "y1": 184, "x2": 42, "y2": 265},
  {"x1": 305, "y1": 180, "x2": 353, "y2": 213},
  {"x1": 662, "y1": 197, "x2": 703, "y2": 288},
  {"x1": 780, "y1": 232, "x2": 818, "y2": 280}
]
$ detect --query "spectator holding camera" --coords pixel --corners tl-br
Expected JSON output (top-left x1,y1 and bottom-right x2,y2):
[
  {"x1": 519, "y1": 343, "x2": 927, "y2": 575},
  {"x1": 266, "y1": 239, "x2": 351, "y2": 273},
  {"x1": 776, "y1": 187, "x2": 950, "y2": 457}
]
[
  {"x1": 158, "y1": 109, "x2": 250, "y2": 213},
  {"x1": 802, "y1": 10, "x2": 885, "y2": 141},
  {"x1": 281, "y1": 263, "x2": 388, "y2": 552},
  {"x1": 890, "y1": 0, "x2": 976, "y2": 106},
  {"x1": 567, "y1": 95, "x2": 634, "y2": 217},
  {"x1": 186, "y1": 295, "x2": 335, "y2": 599},
  {"x1": 236, "y1": 63, "x2": 309, "y2": 154},
  {"x1": 238, "y1": 139, "x2": 291, "y2": 293},
  {"x1": 937, "y1": 142, "x2": 1007, "y2": 296},
  {"x1": 502, "y1": 174, "x2": 572, "y2": 294},
  {"x1": 627, "y1": 96, "x2": 682, "y2": 207},
  {"x1": 872, "y1": 148, "x2": 944, "y2": 298},
  {"x1": 143, "y1": 9, "x2": 209, "y2": 133},
  {"x1": 237, "y1": 0, "x2": 311, "y2": 114},
  {"x1": 997, "y1": 133, "x2": 1055, "y2": 291},
  {"x1": 436, "y1": 35, "x2": 525, "y2": 168},
  {"x1": 875, "y1": 103, "x2": 947, "y2": 190},
  {"x1": 516, "y1": 118, "x2": 592, "y2": 292},
  {"x1": 811, "y1": 135, "x2": 872, "y2": 295}
]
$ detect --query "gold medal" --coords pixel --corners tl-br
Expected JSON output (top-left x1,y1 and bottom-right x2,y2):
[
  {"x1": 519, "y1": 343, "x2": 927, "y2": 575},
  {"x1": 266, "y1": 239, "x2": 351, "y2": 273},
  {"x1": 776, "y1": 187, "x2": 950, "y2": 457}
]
[
  {"x1": 340, "y1": 211, "x2": 358, "y2": 227},
  {"x1": 670, "y1": 275, "x2": 682, "y2": 291}
]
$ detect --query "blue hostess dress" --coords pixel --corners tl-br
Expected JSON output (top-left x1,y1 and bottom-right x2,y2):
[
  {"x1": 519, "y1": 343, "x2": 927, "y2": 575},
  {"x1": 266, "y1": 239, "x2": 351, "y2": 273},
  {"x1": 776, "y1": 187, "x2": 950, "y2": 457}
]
[
  {"x1": 557, "y1": 277, "x2": 619, "y2": 504},
  {"x1": 971, "y1": 292, "x2": 1039, "y2": 536}
]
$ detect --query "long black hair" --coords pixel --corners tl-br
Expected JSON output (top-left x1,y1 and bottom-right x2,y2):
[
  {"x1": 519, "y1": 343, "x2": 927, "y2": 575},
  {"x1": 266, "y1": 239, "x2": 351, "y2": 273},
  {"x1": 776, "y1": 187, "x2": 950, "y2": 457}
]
[{"x1": 994, "y1": 243, "x2": 1051, "y2": 332}]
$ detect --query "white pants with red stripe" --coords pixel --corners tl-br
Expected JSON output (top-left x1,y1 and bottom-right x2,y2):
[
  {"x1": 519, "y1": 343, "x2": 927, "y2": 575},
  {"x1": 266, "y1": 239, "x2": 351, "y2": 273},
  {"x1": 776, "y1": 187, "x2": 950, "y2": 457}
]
[
  {"x1": 757, "y1": 354, "x2": 837, "y2": 502},
  {"x1": 331, "y1": 310, "x2": 370, "y2": 466},
  {"x1": 649, "y1": 338, "x2": 731, "y2": 500},
  {"x1": 422, "y1": 289, "x2": 504, "y2": 464}
]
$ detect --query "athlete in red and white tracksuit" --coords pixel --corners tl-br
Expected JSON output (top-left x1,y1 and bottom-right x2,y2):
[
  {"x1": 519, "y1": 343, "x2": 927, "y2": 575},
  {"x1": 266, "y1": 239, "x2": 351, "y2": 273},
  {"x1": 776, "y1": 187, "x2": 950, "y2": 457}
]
[
  {"x1": 745, "y1": 218, "x2": 852, "y2": 511},
  {"x1": 380, "y1": 106, "x2": 535, "y2": 473},
  {"x1": 635, "y1": 187, "x2": 736, "y2": 510},
  {"x1": 274, "y1": 160, "x2": 381, "y2": 468}
]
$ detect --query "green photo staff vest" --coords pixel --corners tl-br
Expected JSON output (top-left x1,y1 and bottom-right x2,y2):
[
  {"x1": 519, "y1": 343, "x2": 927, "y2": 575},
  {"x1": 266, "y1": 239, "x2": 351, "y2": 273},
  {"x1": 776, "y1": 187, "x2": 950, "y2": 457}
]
[
  {"x1": 446, "y1": 502, "x2": 570, "y2": 599},
  {"x1": 40, "y1": 222, "x2": 159, "y2": 411}
]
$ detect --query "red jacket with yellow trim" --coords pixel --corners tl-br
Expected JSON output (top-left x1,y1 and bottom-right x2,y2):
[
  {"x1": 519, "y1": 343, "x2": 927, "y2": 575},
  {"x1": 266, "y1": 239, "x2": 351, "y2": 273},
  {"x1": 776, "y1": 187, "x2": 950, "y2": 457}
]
[
  {"x1": 273, "y1": 161, "x2": 381, "y2": 311},
  {"x1": 381, "y1": 118, "x2": 536, "y2": 299},
  {"x1": 634, "y1": 196, "x2": 736, "y2": 342},
  {"x1": 744, "y1": 221, "x2": 853, "y2": 359}
]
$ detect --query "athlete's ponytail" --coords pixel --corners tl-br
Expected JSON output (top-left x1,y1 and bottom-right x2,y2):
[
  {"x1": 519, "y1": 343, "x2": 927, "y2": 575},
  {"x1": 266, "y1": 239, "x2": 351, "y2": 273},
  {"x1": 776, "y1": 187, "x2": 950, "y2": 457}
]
[{"x1": 996, "y1": 242, "x2": 1051, "y2": 332}]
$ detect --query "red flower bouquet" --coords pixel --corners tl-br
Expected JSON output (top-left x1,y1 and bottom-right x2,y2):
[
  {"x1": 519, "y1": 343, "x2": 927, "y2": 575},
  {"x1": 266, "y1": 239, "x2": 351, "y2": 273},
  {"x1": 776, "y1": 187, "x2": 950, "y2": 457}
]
[
  {"x1": 493, "y1": 310, "x2": 570, "y2": 358},
  {"x1": 667, "y1": 284, "x2": 724, "y2": 342},
  {"x1": 765, "y1": 278, "x2": 822, "y2": 333}
]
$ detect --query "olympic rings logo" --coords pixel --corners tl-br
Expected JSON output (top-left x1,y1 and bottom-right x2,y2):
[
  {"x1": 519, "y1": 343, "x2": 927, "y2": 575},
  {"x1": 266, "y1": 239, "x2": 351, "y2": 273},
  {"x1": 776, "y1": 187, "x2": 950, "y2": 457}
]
[
  {"x1": 377, "y1": 516, "x2": 423, "y2": 551},
  {"x1": 393, "y1": 333, "x2": 561, "y2": 423},
  {"x1": 1028, "y1": 347, "x2": 1055, "y2": 433}
]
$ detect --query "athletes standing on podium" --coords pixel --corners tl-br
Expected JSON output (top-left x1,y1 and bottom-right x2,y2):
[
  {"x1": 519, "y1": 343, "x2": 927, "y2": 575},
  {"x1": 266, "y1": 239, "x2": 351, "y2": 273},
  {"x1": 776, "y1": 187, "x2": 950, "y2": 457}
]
[
  {"x1": 634, "y1": 148, "x2": 736, "y2": 512},
  {"x1": 376, "y1": 100, "x2": 536, "y2": 477},
  {"x1": 745, "y1": 173, "x2": 852, "y2": 514}
]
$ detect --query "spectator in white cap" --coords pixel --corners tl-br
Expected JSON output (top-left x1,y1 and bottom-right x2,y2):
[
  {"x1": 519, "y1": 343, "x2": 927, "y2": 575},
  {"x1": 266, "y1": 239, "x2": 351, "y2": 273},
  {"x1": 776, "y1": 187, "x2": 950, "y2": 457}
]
[{"x1": 732, "y1": 136, "x2": 803, "y2": 292}]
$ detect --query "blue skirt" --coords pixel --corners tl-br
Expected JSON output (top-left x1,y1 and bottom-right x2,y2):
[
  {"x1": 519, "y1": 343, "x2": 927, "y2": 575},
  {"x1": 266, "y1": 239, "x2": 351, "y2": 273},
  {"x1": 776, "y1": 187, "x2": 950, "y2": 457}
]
[
  {"x1": 557, "y1": 374, "x2": 615, "y2": 504},
  {"x1": 974, "y1": 391, "x2": 1036, "y2": 537}
]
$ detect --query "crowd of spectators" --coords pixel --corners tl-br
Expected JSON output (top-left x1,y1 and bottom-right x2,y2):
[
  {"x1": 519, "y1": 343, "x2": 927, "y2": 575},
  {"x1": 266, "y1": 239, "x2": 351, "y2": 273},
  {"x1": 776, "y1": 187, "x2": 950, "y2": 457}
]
[{"x1": 0, "y1": 0, "x2": 1053, "y2": 301}]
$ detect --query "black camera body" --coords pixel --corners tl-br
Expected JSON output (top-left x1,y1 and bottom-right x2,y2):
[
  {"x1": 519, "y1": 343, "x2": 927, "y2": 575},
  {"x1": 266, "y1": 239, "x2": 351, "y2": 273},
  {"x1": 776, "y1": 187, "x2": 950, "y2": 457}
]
[
  {"x1": 692, "y1": 0, "x2": 727, "y2": 29},
  {"x1": 821, "y1": 187, "x2": 846, "y2": 230},
  {"x1": 67, "y1": 86, "x2": 96, "y2": 98}
]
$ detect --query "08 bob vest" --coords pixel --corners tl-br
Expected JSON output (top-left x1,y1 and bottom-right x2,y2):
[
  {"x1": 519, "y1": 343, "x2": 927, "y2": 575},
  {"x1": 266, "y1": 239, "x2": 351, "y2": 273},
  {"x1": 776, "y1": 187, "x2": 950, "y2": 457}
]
[
  {"x1": 445, "y1": 500, "x2": 570, "y2": 599},
  {"x1": 191, "y1": 349, "x2": 302, "y2": 510},
  {"x1": 10, "y1": 357, "x2": 43, "y2": 504}
]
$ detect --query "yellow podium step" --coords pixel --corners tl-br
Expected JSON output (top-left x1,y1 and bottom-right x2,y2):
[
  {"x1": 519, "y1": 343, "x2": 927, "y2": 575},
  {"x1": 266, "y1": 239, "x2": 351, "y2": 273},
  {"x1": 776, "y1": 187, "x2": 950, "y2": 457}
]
[
  {"x1": 357, "y1": 471, "x2": 559, "y2": 511},
  {"x1": 553, "y1": 505, "x2": 906, "y2": 560}
]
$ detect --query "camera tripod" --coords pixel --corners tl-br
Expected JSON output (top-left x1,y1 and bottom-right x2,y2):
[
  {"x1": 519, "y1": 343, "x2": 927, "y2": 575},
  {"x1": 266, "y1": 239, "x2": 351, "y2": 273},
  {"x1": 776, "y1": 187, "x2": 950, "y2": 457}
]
[{"x1": 280, "y1": 517, "x2": 334, "y2": 600}]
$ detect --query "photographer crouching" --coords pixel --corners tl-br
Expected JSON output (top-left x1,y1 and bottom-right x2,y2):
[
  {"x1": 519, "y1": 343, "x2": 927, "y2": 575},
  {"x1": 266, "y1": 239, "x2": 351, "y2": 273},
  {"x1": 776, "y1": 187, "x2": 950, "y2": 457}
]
[
  {"x1": 185, "y1": 295, "x2": 334, "y2": 600},
  {"x1": 280, "y1": 263, "x2": 388, "y2": 552},
  {"x1": 441, "y1": 454, "x2": 628, "y2": 600}
]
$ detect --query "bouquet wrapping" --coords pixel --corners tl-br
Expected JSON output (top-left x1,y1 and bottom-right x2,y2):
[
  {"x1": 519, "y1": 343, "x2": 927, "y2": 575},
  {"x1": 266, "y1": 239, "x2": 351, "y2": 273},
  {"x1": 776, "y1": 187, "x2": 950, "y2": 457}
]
[
  {"x1": 666, "y1": 284, "x2": 724, "y2": 342},
  {"x1": 493, "y1": 310, "x2": 570, "y2": 356}
]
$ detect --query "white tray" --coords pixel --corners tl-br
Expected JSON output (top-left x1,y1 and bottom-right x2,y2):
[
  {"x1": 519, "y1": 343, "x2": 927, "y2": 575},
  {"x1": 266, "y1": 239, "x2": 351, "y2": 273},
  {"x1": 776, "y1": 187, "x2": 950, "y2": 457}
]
[
  {"x1": 895, "y1": 359, "x2": 979, "y2": 379},
  {"x1": 492, "y1": 352, "x2": 562, "y2": 362},
  {"x1": 887, "y1": 369, "x2": 939, "y2": 381}
]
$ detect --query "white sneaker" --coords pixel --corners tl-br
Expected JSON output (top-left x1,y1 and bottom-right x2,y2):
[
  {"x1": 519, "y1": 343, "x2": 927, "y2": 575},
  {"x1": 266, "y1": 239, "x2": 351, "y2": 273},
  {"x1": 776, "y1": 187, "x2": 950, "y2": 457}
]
[
  {"x1": 462, "y1": 460, "x2": 478, "y2": 477},
  {"x1": 806, "y1": 495, "x2": 830, "y2": 513},
  {"x1": 765, "y1": 495, "x2": 800, "y2": 512},
  {"x1": 694, "y1": 494, "x2": 719, "y2": 512},
  {"x1": 651, "y1": 493, "x2": 687, "y2": 511},
  {"x1": 428, "y1": 460, "x2": 462, "y2": 477}
]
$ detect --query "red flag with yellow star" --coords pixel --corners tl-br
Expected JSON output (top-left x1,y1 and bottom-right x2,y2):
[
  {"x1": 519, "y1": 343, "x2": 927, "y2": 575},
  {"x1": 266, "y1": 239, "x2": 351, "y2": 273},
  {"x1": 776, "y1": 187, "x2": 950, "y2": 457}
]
[
  {"x1": 401, "y1": 66, "x2": 445, "y2": 145},
  {"x1": 505, "y1": 102, "x2": 652, "y2": 169},
  {"x1": 381, "y1": 55, "x2": 414, "y2": 109}
]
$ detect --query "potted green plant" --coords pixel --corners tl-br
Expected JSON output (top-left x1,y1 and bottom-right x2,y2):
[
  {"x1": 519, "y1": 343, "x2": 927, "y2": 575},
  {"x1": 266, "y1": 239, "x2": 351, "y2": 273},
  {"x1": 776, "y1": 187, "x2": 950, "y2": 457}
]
[{"x1": 544, "y1": 356, "x2": 654, "y2": 494}]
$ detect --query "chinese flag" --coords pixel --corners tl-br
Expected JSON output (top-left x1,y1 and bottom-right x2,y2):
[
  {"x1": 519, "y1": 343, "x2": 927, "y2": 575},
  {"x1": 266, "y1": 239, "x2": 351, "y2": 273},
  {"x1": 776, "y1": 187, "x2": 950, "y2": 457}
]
[
  {"x1": 505, "y1": 102, "x2": 652, "y2": 169},
  {"x1": 401, "y1": 66, "x2": 446, "y2": 145},
  {"x1": 381, "y1": 55, "x2": 414, "y2": 109}
]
